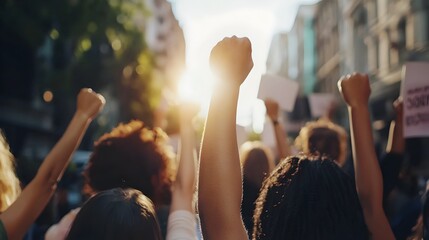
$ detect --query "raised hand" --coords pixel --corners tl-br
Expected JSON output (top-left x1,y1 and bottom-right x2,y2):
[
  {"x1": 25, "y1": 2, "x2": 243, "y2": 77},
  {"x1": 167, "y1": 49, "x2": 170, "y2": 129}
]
[
  {"x1": 179, "y1": 101, "x2": 200, "y2": 125},
  {"x1": 209, "y1": 36, "x2": 253, "y2": 87},
  {"x1": 338, "y1": 73, "x2": 395, "y2": 240},
  {"x1": 0, "y1": 88, "x2": 105, "y2": 240},
  {"x1": 199, "y1": 36, "x2": 253, "y2": 240},
  {"x1": 264, "y1": 98, "x2": 291, "y2": 159},
  {"x1": 337, "y1": 73, "x2": 370, "y2": 108},
  {"x1": 76, "y1": 88, "x2": 105, "y2": 121},
  {"x1": 264, "y1": 99, "x2": 279, "y2": 121},
  {"x1": 393, "y1": 97, "x2": 403, "y2": 119}
]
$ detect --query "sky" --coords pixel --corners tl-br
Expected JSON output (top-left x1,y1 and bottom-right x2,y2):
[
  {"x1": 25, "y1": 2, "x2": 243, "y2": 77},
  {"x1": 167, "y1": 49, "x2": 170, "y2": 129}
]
[{"x1": 168, "y1": 0, "x2": 319, "y2": 132}]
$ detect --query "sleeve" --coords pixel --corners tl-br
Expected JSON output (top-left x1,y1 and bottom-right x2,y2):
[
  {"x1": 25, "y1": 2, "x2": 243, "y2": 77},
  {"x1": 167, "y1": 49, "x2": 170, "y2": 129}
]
[{"x1": 166, "y1": 210, "x2": 198, "y2": 240}]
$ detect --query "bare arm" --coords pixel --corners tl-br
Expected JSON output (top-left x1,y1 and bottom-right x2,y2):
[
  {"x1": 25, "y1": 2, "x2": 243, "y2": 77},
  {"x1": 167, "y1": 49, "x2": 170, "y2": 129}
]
[
  {"x1": 0, "y1": 89, "x2": 105, "y2": 240},
  {"x1": 170, "y1": 102, "x2": 199, "y2": 213},
  {"x1": 264, "y1": 99, "x2": 292, "y2": 159},
  {"x1": 338, "y1": 73, "x2": 394, "y2": 240},
  {"x1": 386, "y1": 98, "x2": 404, "y2": 154},
  {"x1": 198, "y1": 36, "x2": 253, "y2": 240}
]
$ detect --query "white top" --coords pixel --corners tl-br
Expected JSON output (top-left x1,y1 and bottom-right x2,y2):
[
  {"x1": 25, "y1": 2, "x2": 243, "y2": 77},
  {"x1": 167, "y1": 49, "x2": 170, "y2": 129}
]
[{"x1": 166, "y1": 210, "x2": 198, "y2": 240}]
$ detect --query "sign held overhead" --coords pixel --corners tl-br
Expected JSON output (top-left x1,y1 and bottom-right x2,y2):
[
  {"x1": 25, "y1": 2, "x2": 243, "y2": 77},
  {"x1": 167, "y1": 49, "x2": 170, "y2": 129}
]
[
  {"x1": 402, "y1": 62, "x2": 429, "y2": 138},
  {"x1": 257, "y1": 74, "x2": 299, "y2": 112}
]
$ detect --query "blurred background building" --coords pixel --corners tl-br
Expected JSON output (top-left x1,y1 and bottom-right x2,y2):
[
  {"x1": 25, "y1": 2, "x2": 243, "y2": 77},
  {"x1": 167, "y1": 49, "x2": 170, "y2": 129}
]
[{"x1": 266, "y1": 0, "x2": 429, "y2": 163}]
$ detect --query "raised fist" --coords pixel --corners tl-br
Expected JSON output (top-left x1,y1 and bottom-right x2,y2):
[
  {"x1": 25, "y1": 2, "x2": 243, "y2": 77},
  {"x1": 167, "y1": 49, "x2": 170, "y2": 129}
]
[
  {"x1": 179, "y1": 100, "x2": 200, "y2": 123},
  {"x1": 209, "y1": 36, "x2": 254, "y2": 86},
  {"x1": 337, "y1": 73, "x2": 371, "y2": 108},
  {"x1": 76, "y1": 88, "x2": 105, "y2": 120},
  {"x1": 264, "y1": 98, "x2": 279, "y2": 121}
]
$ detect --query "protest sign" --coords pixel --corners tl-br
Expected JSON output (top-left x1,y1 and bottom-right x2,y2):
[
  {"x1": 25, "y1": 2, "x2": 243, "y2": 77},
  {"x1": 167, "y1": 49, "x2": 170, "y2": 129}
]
[
  {"x1": 402, "y1": 62, "x2": 429, "y2": 138},
  {"x1": 308, "y1": 93, "x2": 335, "y2": 118},
  {"x1": 257, "y1": 74, "x2": 299, "y2": 111}
]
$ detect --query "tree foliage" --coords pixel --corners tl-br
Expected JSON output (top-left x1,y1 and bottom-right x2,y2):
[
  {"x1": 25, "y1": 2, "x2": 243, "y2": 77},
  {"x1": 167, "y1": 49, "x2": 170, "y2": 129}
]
[{"x1": 0, "y1": 0, "x2": 158, "y2": 127}]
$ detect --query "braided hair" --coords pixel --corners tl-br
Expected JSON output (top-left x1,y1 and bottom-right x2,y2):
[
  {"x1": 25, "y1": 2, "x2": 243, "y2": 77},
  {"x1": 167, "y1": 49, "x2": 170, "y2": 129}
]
[{"x1": 253, "y1": 154, "x2": 369, "y2": 240}]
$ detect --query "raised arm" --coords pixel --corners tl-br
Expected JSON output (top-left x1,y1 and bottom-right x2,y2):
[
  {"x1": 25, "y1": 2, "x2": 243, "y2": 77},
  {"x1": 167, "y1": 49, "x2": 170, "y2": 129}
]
[
  {"x1": 386, "y1": 98, "x2": 404, "y2": 154},
  {"x1": 0, "y1": 89, "x2": 105, "y2": 240},
  {"x1": 381, "y1": 97, "x2": 405, "y2": 199},
  {"x1": 166, "y1": 102, "x2": 199, "y2": 240},
  {"x1": 337, "y1": 73, "x2": 394, "y2": 240},
  {"x1": 198, "y1": 36, "x2": 253, "y2": 240},
  {"x1": 264, "y1": 99, "x2": 292, "y2": 159},
  {"x1": 170, "y1": 102, "x2": 199, "y2": 213}
]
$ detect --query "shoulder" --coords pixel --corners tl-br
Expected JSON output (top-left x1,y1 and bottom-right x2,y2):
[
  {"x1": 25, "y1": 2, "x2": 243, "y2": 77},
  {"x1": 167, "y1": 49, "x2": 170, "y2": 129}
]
[{"x1": 45, "y1": 208, "x2": 80, "y2": 240}]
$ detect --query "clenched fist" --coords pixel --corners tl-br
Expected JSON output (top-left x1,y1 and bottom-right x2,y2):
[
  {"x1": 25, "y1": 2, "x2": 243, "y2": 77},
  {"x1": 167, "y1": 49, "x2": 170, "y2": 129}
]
[
  {"x1": 76, "y1": 88, "x2": 105, "y2": 120},
  {"x1": 337, "y1": 73, "x2": 371, "y2": 108},
  {"x1": 264, "y1": 99, "x2": 279, "y2": 121},
  {"x1": 209, "y1": 36, "x2": 254, "y2": 87}
]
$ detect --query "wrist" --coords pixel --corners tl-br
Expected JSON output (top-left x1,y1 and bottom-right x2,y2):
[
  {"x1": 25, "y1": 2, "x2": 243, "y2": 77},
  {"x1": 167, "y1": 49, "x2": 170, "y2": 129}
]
[
  {"x1": 180, "y1": 123, "x2": 195, "y2": 133},
  {"x1": 347, "y1": 103, "x2": 369, "y2": 111},
  {"x1": 213, "y1": 76, "x2": 242, "y2": 90},
  {"x1": 271, "y1": 119, "x2": 279, "y2": 126},
  {"x1": 74, "y1": 110, "x2": 93, "y2": 123}
]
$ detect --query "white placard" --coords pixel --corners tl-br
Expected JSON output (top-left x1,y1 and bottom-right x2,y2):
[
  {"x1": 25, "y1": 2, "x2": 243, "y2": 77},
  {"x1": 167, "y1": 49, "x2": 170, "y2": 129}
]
[
  {"x1": 308, "y1": 93, "x2": 335, "y2": 118},
  {"x1": 402, "y1": 62, "x2": 429, "y2": 138},
  {"x1": 257, "y1": 74, "x2": 299, "y2": 111}
]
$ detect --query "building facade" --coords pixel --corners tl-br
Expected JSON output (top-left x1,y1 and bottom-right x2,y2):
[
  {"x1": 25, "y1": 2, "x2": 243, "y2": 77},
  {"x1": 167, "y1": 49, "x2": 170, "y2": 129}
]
[
  {"x1": 314, "y1": 0, "x2": 342, "y2": 94},
  {"x1": 145, "y1": 0, "x2": 186, "y2": 92},
  {"x1": 266, "y1": 33, "x2": 289, "y2": 78},
  {"x1": 289, "y1": 5, "x2": 318, "y2": 95}
]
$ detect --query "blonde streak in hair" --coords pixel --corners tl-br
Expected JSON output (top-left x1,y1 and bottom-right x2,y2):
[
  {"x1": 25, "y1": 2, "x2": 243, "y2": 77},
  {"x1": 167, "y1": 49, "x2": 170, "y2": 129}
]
[{"x1": 0, "y1": 134, "x2": 21, "y2": 212}]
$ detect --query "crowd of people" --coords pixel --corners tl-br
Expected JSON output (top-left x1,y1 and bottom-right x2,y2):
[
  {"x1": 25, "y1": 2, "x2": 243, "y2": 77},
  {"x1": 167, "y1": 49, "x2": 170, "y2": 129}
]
[{"x1": 0, "y1": 36, "x2": 426, "y2": 240}]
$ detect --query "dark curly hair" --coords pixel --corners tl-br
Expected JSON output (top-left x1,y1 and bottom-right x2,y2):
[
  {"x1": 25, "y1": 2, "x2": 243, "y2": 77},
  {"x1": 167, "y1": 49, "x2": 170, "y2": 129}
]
[
  {"x1": 84, "y1": 120, "x2": 175, "y2": 206},
  {"x1": 252, "y1": 154, "x2": 369, "y2": 240}
]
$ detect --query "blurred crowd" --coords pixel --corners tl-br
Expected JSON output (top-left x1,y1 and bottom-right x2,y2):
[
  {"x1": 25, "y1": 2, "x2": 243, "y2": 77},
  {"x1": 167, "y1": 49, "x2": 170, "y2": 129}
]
[{"x1": 0, "y1": 36, "x2": 427, "y2": 240}]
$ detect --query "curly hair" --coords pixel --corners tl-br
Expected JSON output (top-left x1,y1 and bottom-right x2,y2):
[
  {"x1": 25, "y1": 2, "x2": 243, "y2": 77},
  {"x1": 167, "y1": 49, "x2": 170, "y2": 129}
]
[
  {"x1": 252, "y1": 154, "x2": 368, "y2": 240},
  {"x1": 84, "y1": 121, "x2": 175, "y2": 206},
  {"x1": 295, "y1": 119, "x2": 348, "y2": 166},
  {"x1": 0, "y1": 130, "x2": 21, "y2": 212}
]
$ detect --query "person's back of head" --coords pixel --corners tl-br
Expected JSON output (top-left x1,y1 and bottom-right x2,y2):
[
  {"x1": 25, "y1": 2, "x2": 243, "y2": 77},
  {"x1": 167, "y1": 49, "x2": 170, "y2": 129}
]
[
  {"x1": 253, "y1": 155, "x2": 368, "y2": 240},
  {"x1": 0, "y1": 130, "x2": 21, "y2": 212},
  {"x1": 239, "y1": 141, "x2": 275, "y2": 234},
  {"x1": 240, "y1": 141, "x2": 275, "y2": 188},
  {"x1": 295, "y1": 120, "x2": 347, "y2": 166},
  {"x1": 66, "y1": 188, "x2": 162, "y2": 240},
  {"x1": 84, "y1": 120, "x2": 175, "y2": 206}
]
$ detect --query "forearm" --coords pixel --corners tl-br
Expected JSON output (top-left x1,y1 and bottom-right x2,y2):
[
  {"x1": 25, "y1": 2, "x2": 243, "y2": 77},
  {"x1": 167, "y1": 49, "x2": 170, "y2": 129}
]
[
  {"x1": 349, "y1": 106, "x2": 383, "y2": 209},
  {"x1": 172, "y1": 123, "x2": 197, "y2": 212},
  {"x1": 386, "y1": 119, "x2": 404, "y2": 154},
  {"x1": 198, "y1": 83, "x2": 246, "y2": 238},
  {"x1": 349, "y1": 106, "x2": 394, "y2": 239},
  {"x1": 273, "y1": 121, "x2": 291, "y2": 159},
  {"x1": 1, "y1": 111, "x2": 91, "y2": 240},
  {"x1": 35, "y1": 111, "x2": 90, "y2": 188}
]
